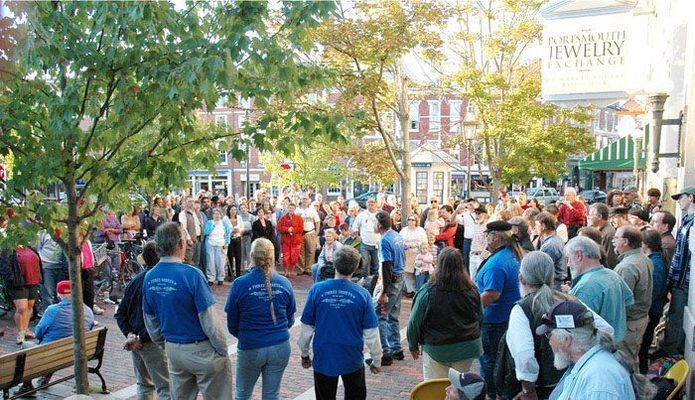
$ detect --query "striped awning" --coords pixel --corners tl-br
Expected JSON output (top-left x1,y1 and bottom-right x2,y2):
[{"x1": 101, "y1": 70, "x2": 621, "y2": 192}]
[{"x1": 578, "y1": 131, "x2": 648, "y2": 172}]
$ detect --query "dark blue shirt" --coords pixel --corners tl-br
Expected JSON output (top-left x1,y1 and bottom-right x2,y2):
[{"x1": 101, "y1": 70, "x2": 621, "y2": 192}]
[
  {"x1": 143, "y1": 261, "x2": 216, "y2": 343},
  {"x1": 301, "y1": 279, "x2": 378, "y2": 376},
  {"x1": 380, "y1": 229, "x2": 405, "y2": 274},
  {"x1": 225, "y1": 267, "x2": 296, "y2": 350},
  {"x1": 114, "y1": 267, "x2": 150, "y2": 342},
  {"x1": 649, "y1": 252, "x2": 668, "y2": 317},
  {"x1": 476, "y1": 246, "x2": 521, "y2": 324}
]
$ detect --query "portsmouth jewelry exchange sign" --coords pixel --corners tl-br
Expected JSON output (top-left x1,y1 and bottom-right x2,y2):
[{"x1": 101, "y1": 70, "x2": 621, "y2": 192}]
[{"x1": 542, "y1": 22, "x2": 630, "y2": 96}]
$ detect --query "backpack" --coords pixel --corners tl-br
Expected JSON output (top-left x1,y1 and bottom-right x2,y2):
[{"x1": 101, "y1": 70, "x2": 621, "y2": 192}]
[{"x1": 318, "y1": 262, "x2": 335, "y2": 282}]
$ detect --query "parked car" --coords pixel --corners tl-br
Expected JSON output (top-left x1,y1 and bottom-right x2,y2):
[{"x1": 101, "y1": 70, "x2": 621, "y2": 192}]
[
  {"x1": 526, "y1": 187, "x2": 560, "y2": 205},
  {"x1": 346, "y1": 190, "x2": 393, "y2": 209},
  {"x1": 579, "y1": 190, "x2": 607, "y2": 204}
]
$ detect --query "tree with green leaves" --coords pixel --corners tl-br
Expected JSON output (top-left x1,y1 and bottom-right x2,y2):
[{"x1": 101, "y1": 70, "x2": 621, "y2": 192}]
[
  {"x1": 310, "y1": 1, "x2": 447, "y2": 220},
  {"x1": 443, "y1": 0, "x2": 593, "y2": 195},
  {"x1": 0, "y1": 1, "x2": 342, "y2": 392}
]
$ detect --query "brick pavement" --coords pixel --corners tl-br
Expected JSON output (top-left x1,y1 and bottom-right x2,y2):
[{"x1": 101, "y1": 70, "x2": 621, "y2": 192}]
[{"x1": 0, "y1": 275, "x2": 479, "y2": 399}]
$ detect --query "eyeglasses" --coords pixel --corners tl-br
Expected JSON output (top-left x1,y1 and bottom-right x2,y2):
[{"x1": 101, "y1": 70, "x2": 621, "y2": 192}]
[
  {"x1": 430, "y1": 200, "x2": 438, "y2": 204},
  {"x1": 407, "y1": 218, "x2": 416, "y2": 222}
]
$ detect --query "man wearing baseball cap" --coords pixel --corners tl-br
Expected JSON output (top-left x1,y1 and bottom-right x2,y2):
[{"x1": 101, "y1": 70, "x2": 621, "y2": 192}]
[
  {"x1": 537, "y1": 300, "x2": 637, "y2": 399},
  {"x1": 34, "y1": 280, "x2": 95, "y2": 344},
  {"x1": 446, "y1": 369, "x2": 486, "y2": 400},
  {"x1": 475, "y1": 220, "x2": 522, "y2": 398},
  {"x1": 16, "y1": 280, "x2": 95, "y2": 395},
  {"x1": 662, "y1": 186, "x2": 695, "y2": 355}
]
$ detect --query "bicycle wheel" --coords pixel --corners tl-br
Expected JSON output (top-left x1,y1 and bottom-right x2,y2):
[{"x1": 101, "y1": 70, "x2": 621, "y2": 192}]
[{"x1": 93, "y1": 259, "x2": 114, "y2": 296}]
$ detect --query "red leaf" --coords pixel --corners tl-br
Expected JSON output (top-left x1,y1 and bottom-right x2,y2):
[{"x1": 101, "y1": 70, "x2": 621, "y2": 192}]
[
  {"x1": 54, "y1": 228, "x2": 62, "y2": 239},
  {"x1": 132, "y1": 85, "x2": 140, "y2": 95},
  {"x1": 6, "y1": 208, "x2": 14, "y2": 218}
]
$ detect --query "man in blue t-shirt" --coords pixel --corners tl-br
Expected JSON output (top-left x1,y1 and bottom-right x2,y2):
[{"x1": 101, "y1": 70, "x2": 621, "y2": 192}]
[
  {"x1": 475, "y1": 220, "x2": 521, "y2": 399},
  {"x1": 299, "y1": 246, "x2": 382, "y2": 400},
  {"x1": 370, "y1": 211, "x2": 406, "y2": 366},
  {"x1": 143, "y1": 222, "x2": 232, "y2": 400}
]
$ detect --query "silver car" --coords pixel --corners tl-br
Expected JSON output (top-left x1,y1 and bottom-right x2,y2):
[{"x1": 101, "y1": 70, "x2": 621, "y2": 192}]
[{"x1": 527, "y1": 187, "x2": 560, "y2": 205}]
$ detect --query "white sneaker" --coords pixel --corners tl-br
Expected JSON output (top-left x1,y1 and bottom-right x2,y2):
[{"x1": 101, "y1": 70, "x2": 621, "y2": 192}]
[
  {"x1": 16, "y1": 331, "x2": 25, "y2": 345},
  {"x1": 93, "y1": 305, "x2": 104, "y2": 315}
]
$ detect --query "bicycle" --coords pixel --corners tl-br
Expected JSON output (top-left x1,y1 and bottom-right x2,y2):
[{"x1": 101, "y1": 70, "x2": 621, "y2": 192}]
[{"x1": 93, "y1": 235, "x2": 145, "y2": 304}]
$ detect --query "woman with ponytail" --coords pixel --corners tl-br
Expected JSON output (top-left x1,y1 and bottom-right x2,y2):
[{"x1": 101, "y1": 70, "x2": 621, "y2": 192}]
[
  {"x1": 502, "y1": 251, "x2": 613, "y2": 399},
  {"x1": 225, "y1": 238, "x2": 296, "y2": 400}
]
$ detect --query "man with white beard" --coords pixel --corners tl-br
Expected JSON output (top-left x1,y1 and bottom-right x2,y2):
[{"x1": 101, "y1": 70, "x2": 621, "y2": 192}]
[{"x1": 535, "y1": 300, "x2": 652, "y2": 400}]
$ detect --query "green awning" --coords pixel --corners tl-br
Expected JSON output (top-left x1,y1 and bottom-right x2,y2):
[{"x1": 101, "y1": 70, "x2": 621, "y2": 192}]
[{"x1": 578, "y1": 129, "x2": 648, "y2": 172}]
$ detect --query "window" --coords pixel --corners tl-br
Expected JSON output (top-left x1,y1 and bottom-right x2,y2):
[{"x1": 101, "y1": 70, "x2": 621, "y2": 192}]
[
  {"x1": 237, "y1": 113, "x2": 246, "y2": 130},
  {"x1": 428, "y1": 101, "x2": 441, "y2": 131},
  {"x1": 433, "y1": 171, "x2": 444, "y2": 203},
  {"x1": 416, "y1": 172, "x2": 428, "y2": 204},
  {"x1": 215, "y1": 95, "x2": 227, "y2": 109},
  {"x1": 409, "y1": 102, "x2": 419, "y2": 131},
  {"x1": 215, "y1": 115, "x2": 227, "y2": 126},
  {"x1": 449, "y1": 101, "x2": 462, "y2": 133},
  {"x1": 239, "y1": 97, "x2": 251, "y2": 109},
  {"x1": 217, "y1": 141, "x2": 228, "y2": 164}
]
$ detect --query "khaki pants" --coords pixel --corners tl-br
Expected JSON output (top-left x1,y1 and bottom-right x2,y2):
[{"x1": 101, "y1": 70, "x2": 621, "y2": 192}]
[
  {"x1": 422, "y1": 351, "x2": 474, "y2": 380},
  {"x1": 165, "y1": 340, "x2": 233, "y2": 400},
  {"x1": 132, "y1": 341, "x2": 171, "y2": 400},
  {"x1": 618, "y1": 316, "x2": 649, "y2": 372},
  {"x1": 297, "y1": 231, "x2": 318, "y2": 273}
]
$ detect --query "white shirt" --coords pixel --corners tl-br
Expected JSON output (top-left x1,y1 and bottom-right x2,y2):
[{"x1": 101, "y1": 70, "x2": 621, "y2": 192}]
[
  {"x1": 556, "y1": 223, "x2": 569, "y2": 243},
  {"x1": 208, "y1": 222, "x2": 225, "y2": 246},
  {"x1": 352, "y1": 209, "x2": 381, "y2": 246},
  {"x1": 460, "y1": 211, "x2": 478, "y2": 239},
  {"x1": 297, "y1": 206, "x2": 320, "y2": 232},
  {"x1": 506, "y1": 299, "x2": 614, "y2": 383}
]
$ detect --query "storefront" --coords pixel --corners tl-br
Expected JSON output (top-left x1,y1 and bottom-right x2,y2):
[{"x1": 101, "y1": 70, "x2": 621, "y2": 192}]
[{"x1": 409, "y1": 145, "x2": 459, "y2": 205}]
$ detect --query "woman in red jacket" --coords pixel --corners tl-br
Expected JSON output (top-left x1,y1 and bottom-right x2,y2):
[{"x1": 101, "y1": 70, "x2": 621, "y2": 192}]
[
  {"x1": 435, "y1": 205, "x2": 458, "y2": 248},
  {"x1": 277, "y1": 203, "x2": 304, "y2": 277}
]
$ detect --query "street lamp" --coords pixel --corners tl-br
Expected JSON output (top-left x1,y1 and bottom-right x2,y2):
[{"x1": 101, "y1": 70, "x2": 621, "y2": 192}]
[{"x1": 463, "y1": 104, "x2": 478, "y2": 198}]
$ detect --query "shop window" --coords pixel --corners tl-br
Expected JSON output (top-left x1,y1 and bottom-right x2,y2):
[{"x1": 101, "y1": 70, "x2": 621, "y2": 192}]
[
  {"x1": 416, "y1": 172, "x2": 428, "y2": 204},
  {"x1": 433, "y1": 171, "x2": 444, "y2": 203},
  {"x1": 328, "y1": 186, "x2": 342, "y2": 195}
]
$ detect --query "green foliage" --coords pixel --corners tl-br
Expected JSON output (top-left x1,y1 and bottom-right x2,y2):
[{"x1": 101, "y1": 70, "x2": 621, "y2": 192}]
[
  {"x1": 445, "y1": 0, "x2": 593, "y2": 191},
  {"x1": 0, "y1": 0, "x2": 340, "y2": 248}
]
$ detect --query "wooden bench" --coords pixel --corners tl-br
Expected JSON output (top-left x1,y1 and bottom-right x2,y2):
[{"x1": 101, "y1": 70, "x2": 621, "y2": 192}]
[{"x1": 0, "y1": 326, "x2": 109, "y2": 399}]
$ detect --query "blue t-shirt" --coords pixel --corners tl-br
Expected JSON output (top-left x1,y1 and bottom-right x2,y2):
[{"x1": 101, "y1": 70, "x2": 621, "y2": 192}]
[
  {"x1": 301, "y1": 279, "x2": 378, "y2": 376},
  {"x1": 225, "y1": 267, "x2": 296, "y2": 350},
  {"x1": 142, "y1": 261, "x2": 216, "y2": 343},
  {"x1": 380, "y1": 229, "x2": 406, "y2": 274},
  {"x1": 476, "y1": 246, "x2": 521, "y2": 323}
]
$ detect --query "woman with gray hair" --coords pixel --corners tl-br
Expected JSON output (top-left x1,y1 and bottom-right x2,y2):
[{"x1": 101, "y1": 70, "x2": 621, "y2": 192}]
[{"x1": 502, "y1": 251, "x2": 613, "y2": 399}]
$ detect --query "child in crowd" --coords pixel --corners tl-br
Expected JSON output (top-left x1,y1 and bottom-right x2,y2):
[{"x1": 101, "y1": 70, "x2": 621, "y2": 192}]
[
  {"x1": 414, "y1": 242, "x2": 434, "y2": 290},
  {"x1": 424, "y1": 209, "x2": 444, "y2": 237},
  {"x1": 338, "y1": 223, "x2": 361, "y2": 249}
]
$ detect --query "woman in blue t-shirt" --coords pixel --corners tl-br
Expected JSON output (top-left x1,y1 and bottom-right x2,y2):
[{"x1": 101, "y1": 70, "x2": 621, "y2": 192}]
[{"x1": 225, "y1": 238, "x2": 296, "y2": 400}]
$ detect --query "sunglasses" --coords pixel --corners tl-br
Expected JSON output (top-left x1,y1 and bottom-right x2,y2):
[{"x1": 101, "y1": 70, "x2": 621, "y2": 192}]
[
  {"x1": 407, "y1": 218, "x2": 416, "y2": 221},
  {"x1": 430, "y1": 200, "x2": 438, "y2": 204}
]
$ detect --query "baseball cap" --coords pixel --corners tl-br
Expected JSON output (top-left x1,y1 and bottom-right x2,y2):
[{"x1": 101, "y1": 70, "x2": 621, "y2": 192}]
[
  {"x1": 56, "y1": 280, "x2": 72, "y2": 295},
  {"x1": 448, "y1": 369, "x2": 486, "y2": 400},
  {"x1": 671, "y1": 186, "x2": 695, "y2": 200},
  {"x1": 535, "y1": 300, "x2": 595, "y2": 336}
]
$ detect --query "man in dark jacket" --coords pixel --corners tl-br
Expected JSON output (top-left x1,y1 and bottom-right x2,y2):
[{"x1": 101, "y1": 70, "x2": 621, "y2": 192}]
[{"x1": 115, "y1": 242, "x2": 171, "y2": 400}]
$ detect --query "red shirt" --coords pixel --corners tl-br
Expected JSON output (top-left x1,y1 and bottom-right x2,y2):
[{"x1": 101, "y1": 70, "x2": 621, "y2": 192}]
[
  {"x1": 16, "y1": 246, "x2": 41, "y2": 286},
  {"x1": 278, "y1": 213, "x2": 304, "y2": 246},
  {"x1": 435, "y1": 224, "x2": 458, "y2": 248},
  {"x1": 557, "y1": 201, "x2": 587, "y2": 227}
]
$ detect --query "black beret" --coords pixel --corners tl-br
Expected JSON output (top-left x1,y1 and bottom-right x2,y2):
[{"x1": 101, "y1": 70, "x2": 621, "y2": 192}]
[
  {"x1": 628, "y1": 207, "x2": 650, "y2": 222},
  {"x1": 485, "y1": 220, "x2": 512, "y2": 232}
]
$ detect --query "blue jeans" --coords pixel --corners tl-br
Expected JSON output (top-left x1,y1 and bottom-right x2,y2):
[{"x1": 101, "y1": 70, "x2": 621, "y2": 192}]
[
  {"x1": 236, "y1": 340, "x2": 291, "y2": 400},
  {"x1": 480, "y1": 322, "x2": 508, "y2": 398},
  {"x1": 39, "y1": 266, "x2": 63, "y2": 310},
  {"x1": 374, "y1": 274, "x2": 404, "y2": 356},
  {"x1": 415, "y1": 272, "x2": 429, "y2": 291},
  {"x1": 462, "y1": 238, "x2": 472, "y2": 274},
  {"x1": 359, "y1": 243, "x2": 379, "y2": 278}
]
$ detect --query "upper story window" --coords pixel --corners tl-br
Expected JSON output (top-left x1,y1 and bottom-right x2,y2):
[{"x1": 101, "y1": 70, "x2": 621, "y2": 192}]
[
  {"x1": 449, "y1": 100, "x2": 462, "y2": 133},
  {"x1": 409, "y1": 101, "x2": 419, "y2": 131},
  {"x1": 428, "y1": 100, "x2": 440, "y2": 131}
]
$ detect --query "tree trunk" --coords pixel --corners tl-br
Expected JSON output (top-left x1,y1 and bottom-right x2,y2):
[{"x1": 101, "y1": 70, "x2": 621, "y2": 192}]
[
  {"x1": 398, "y1": 68, "x2": 411, "y2": 223},
  {"x1": 65, "y1": 178, "x2": 89, "y2": 394}
]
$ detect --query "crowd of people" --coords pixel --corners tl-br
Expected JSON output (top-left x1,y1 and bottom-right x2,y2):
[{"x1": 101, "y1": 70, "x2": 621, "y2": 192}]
[{"x1": 1, "y1": 182, "x2": 694, "y2": 399}]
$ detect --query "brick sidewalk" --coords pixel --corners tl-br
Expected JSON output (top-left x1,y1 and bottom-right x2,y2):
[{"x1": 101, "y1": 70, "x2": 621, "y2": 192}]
[{"x1": 0, "y1": 275, "x2": 478, "y2": 399}]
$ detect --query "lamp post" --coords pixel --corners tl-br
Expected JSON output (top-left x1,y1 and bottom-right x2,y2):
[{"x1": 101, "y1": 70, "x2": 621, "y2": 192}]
[
  {"x1": 647, "y1": 93, "x2": 668, "y2": 173},
  {"x1": 463, "y1": 105, "x2": 478, "y2": 199}
]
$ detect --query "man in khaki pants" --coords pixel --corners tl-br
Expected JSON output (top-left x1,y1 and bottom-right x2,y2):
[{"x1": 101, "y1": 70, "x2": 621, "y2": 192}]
[
  {"x1": 297, "y1": 195, "x2": 320, "y2": 276},
  {"x1": 612, "y1": 225, "x2": 653, "y2": 371},
  {"x1": 144, "y1": 222, "x2": 233, "y2": 399}
]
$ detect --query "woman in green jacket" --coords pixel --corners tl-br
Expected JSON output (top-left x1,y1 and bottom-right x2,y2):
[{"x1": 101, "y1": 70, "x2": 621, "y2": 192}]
[{"x1": 407, "y1": 247, "x2": 483, "y2": 380}]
